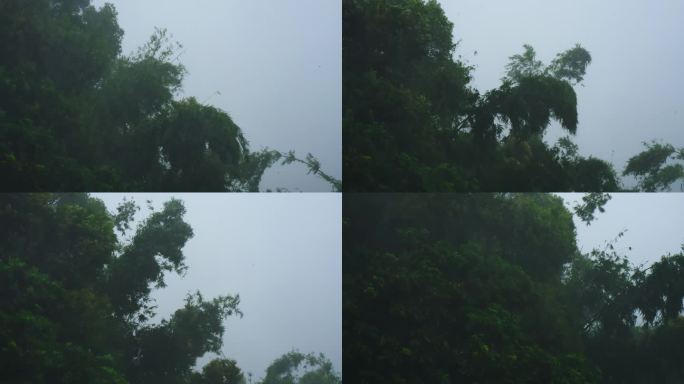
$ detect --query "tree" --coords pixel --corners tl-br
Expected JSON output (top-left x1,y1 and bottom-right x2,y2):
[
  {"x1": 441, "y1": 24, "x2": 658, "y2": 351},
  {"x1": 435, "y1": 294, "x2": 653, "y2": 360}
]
[
  {"x1": 344, "y1": 193, "x2": 597, "y2": 383},
  {"x1": 572, "y1": 192, "x2": 612, "y2": 225},
  {"x1": 191, "y1": 358, "x2": 245, "y2": 384},
  {"x1": 564, "y1": 244, "x2": 684, "y2": 383},
  {"x1": 0, "y1": 1, "x2": 339, "y2": 191},
  {"x1": 343, "y1": 0, "x2": 619, "y2": 191},
  {"x1": 260, "y1": 351, "x2": 341, "y2": 384},
  {"x1": 344, "y1": 192, "x2": 684, "y2": 383},
  {"x1": 129, "y1": 293, "x2": 242, "y2": 384},
  {"x1": 0, "y1": 193, "x2": 242, "y2": 383},
  {"x1": 623, "y1": 141, "x2": 684, "y2": 191}
]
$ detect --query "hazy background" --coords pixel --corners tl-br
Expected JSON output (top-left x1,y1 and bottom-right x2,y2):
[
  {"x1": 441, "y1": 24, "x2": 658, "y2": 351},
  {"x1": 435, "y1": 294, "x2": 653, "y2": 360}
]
[
  {"x1": 91, "y1": 0, "x2": 341, "y2": 191},
  {"x1": 92, "y1": 193, "x2": 342, "y2": 380},
  {"x1": 559, "y1": 193, "x2": 684, "y2": 267},
  {"x1": 440, "y1": 0, "x2": 684, "y2": 188}
]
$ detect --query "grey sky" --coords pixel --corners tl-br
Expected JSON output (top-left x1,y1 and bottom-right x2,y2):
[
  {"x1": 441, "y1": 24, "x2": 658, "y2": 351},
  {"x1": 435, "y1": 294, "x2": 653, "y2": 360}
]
[
  {"x1": 439, "y1": 0, "x2": 684, "y2": 188},
  {"x1": 91, "y1": 0, "x2": 341, "y2": 192},
  {"x1": 92, "y1": 193, "x2": 342, "y2": 380},
  {"x1": 558, "y1": 193, "x2": 684, "y2": 268}
]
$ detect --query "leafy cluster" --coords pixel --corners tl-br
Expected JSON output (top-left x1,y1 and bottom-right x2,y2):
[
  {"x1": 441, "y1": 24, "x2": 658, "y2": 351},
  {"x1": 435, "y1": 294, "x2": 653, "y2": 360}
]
[
  {"x1": 0, "y1": 0, "x2": 339, "y2": 191},
  {"x1": 0, "y1": 194, "x2": 241, "y2": 383},
  {"x1": 343, "y1": 0, "x2": 630, "y2": 191},
  {"x1": 261, "y1": 351, "x2": 341, "y2": 384},
  {"x1": 566, "y1": 246, "x2": 684, "y2": 383},
  {"x1": 0, "y1": 193, "x2": 341, "y2": 383},
  {"x1": 344, "y1": 193, "x2": 684, "y2": 383},
  {"x1": 572, "y1": 192, "x2": 612, "y2": 225},
  {"x1": 623, "y1": 141, "x2": 684, "y2": 191}
]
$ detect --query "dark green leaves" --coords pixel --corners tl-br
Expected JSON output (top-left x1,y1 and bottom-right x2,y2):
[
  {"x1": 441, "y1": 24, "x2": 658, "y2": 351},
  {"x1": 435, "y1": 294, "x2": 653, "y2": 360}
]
[
  {"x1": 503, "y1": 43, "x2": 592, "y2": 87},
  {"x1": 262, "y1": 351, "x2": 341, "y2": 384},
  {"x1": 343, "y1": 0, "x2": 612, "y2": 191},
  {"x1": 345, "y1": 193, "x2": 684, "y2": 383},
  {"x1": 498, "y1": 44, "x2": 591, "y2": 136},
  {"x1": 624, "y1": 141, "x2": 684, "y2": 191},
  {"x1": 344, "y1": 194, "x2": 593, "y2": 383},
  {"x1": 487, "y1": 74, "x2": 579, "y2": 136},
  {"x1": 0, "y1": 0, "x2": 122, "y2": 190},
  {"x1": 625, "y1": 141, "x2": 677, "y2": 176},
  {"x1": 547, "y1": 44, "x2": 592, "y2": 85},
  {"x1": 132, "y1": 292, "x2": 242, "y2": 384},
  {"x1": 1, "y1": 2, "x2": 334, "y2": 191},
  {"x1": 504, "y1": 44, "x2": 544, "y2": 82},
  {"x1": 637, "y1": 253, "x2": 684, "y2": 324},
  {"x1": 0, "y1": 194, "x2": 247, "y2": 384},
  {"x1": 107, "y1": 198, "x2": 193, "y2": 318},
  {"x1": 195, "y1": 358, "x2": 244, "y2": 384},
  {"x1": 156, "y1": 98, "x2": 248, "y2": 191},
  {"x1": 573, "y1": 192, "x2": 611, "y2": 225},
  {"x1": 113, "y1": 197, "x2": 140, "y2": 235}
]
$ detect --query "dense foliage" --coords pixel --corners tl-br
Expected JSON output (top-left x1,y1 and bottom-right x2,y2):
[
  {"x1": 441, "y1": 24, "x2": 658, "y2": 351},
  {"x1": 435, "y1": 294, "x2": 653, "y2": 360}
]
[
  {"x1": 344, "y1": 193, "x2": 684, "y2": 383},
  {"x1": 0, "y1": 193, "x2": 242, "y2": 383},
  {"x1": 0, "y1": 194, "x2": 341, "y2": 384},
  {"x1": 0, "y1": 0, "x2": 339, "y2": 191},
  {"x1": 343, "y1": 0, "x2": 676, "y2": 192}
]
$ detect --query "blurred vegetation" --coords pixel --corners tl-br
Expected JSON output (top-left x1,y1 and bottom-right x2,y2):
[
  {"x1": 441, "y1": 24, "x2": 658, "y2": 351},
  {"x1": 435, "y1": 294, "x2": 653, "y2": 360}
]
[{"x1": 344, "y1": 193, "x2": 684, "y2": 383}]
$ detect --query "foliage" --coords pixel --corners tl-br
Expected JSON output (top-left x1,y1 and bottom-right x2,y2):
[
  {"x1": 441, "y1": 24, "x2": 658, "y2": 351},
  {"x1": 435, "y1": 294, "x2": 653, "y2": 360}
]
[
  {"x1": 343, "y1": 0, "x2": 620, "y2": 191},
  {"x1": 190, "y1": 358, "x2": 245, "y2": 384},
  {"x1": 260, "y1": 351, "x2": 341, "y2": 384},
  {"x1": 0, "y1": 1, "x2": 337, "y2": 191},
  {"x1": 565, "y1": 244, "x2": 684, "y2": 383},
  {"x1": 573, "y1": 192, "x2": 611, "y2": 225},
  {"x1": 0, "y1": 193, "x2": 242, "y2": 383},
  {"x1": 547, "y1": 45, "x2": 593, "y2": 85},
  {"x1": 344, "y1": 193, "x2": 684, "y2": 383},
  {"x1": 344, "y1": 193, "x2": 596, "y2": 383},
  {"x1": 130, "y1": 293, "x2": 242, "y2": 384},
  {"x1": 277, "y1": 151, "x2": 343, "y2": 192},
  {"x1": 623, "y1": 141, "x2": 684, "y2": 191}
]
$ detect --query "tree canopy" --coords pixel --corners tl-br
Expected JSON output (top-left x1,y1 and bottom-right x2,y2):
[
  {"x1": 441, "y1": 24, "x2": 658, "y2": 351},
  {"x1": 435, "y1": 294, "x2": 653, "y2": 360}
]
[
  {"x1": 343, "y1": 0, "x2": 673, "y2": 192},
  {"x1": 344, "y1": 193, "x2": 684, "y2": 383},
  {"x1": 0, "y1": 0, "x2": 339, "y2": 191},
  {"x1": 0, "y1": 193, "x2": 235, "y2": 383},
  {"x1": 623, "y1": 141, "x2": 684, "y2": 191},
  {"x1": 260, "y1": 351, "x2": 341, "y2": 384},
  {"x1": 0, "y1": 193, "x2": 340, "y2": 383}
]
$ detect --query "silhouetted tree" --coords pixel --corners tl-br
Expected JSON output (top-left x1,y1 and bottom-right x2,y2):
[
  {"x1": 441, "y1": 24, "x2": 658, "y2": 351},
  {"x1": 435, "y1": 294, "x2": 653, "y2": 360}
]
[
  {"x1": 260, "y1": 351, "x2": 341, "y2": 384},
  {"x1": 0, "y1": 1, "x2": 339, "y2": 191},
  {"x1": 343, "y1": 0, "x2": 620, "y2": 191},
  {"x1": 0, "y1": 193, "x2": 242, "y2": 383}
]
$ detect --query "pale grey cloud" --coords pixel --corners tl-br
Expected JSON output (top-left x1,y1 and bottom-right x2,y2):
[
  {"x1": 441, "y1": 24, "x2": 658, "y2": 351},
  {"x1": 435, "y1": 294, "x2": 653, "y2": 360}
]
[{"x1": 92, "y1": 193, "x2": 342, "y2": 380}]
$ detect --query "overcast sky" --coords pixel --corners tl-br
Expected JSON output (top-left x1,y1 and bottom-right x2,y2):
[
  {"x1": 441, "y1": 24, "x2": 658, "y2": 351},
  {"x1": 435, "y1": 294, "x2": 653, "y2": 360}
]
[
  {"x1": 91, "y1": 0, "x2": 341, "y2": 192},
  {"x1": 92, "y1": 193, "x2": 341, "y2": 380},
  {"x1": 558, "y1": 193, "x2": 684, "y2": 268},
  {"x1": 439, "y1": 0, "x2": 684, "y2": 188}
]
